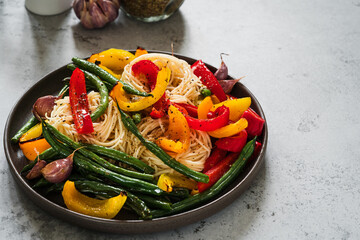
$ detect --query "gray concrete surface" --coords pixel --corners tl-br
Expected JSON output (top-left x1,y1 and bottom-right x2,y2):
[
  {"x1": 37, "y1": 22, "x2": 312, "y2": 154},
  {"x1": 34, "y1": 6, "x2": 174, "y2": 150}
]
[{"x1": 1, "y1": 0, "x2": 360, "y2": 239}]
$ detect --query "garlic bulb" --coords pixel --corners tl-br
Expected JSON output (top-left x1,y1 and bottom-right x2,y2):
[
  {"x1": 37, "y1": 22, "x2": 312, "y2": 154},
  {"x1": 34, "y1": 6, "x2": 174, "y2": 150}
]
[{"x1": 73, "y1": 0, "x2": 120, "y2": 29}]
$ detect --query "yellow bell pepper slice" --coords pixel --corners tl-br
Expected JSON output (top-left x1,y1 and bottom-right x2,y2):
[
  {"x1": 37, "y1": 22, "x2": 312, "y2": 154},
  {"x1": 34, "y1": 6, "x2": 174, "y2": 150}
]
[
  {"x1": 19, "y1": 123, "x2": 43, "y2": 142},
  {"x1": 156, "y1": 105, "x2": 190, "y2": 154},
  {"x1": 110, "y1": 67, "x2": 171, "y2": 112},
  {"x1": 62, "y1": 181, "x2": 127, "y2": 219},
  {"x1": 157, "y1": 173, "x2": 197, "y2": 192},
  {"x1": 208, "y1": 118, "x2": 248, "y2": 138},
  {"x1": 197, "y1": 96, "x2": 214, "y2": 119},
  {"x1": 191, "y1": 189, "x2": 199, "y2": 195},
  {"x1": 211, "y1": 97, "x2": 251, "y2": 122},
  {"x1": 19, "y1": 123, "x2": 51, "y2": 161},
  {"x1": 88, "y1": 48, "x2": 135, "y2": 75}
]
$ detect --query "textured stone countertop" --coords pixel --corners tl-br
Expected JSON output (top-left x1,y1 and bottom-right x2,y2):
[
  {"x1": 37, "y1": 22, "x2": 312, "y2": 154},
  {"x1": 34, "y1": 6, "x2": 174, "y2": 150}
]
[{"x1": 1, "y1": 0, "x2": 360, "y2": 239}]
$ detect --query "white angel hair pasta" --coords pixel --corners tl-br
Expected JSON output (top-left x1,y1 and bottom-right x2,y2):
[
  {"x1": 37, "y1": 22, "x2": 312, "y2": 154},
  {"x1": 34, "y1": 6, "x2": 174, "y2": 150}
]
[{"x1": 48, "y1": 53, "x2": 212, "y2": 176}]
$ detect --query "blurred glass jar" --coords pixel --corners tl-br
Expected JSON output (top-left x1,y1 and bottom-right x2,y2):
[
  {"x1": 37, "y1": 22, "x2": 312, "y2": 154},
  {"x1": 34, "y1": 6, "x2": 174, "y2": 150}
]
[
  {"x1": 25, "y1": 0, "x2": 72, "y2": 15},
  {"x1": 120, "y1": 0, "x2": 184, "y2": 22}
]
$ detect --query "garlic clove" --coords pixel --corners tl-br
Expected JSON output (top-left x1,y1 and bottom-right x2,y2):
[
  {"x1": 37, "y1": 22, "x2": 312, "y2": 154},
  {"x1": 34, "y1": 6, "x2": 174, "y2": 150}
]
[
  {"x1": 33, "y1": 95, "x2": 58, "y2": 121},
  {"x1": 41, "y1": 157, "x2": 73, "y2": 183},
  {"x1": 73, "y1": 0, "x2": 85, "y2": 19},
  {"x1": 88, "y1": 1, "x2": 109, "y2": 29},
  {"x1": 26, "y1": 160, "x2": 47, "y2": 180},
  {"x1": 97, "y1": 0, "x2": 119, "y2": 22}
]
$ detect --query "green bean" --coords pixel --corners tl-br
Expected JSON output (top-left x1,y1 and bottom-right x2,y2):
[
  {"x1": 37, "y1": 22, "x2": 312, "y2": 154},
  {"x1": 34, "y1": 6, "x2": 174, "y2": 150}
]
[
  {"x1": 117, "y1": 105, "x2": 210, "y2": 183},
  {"x1": 124, "y1": 201, "x2": 147, "y2": 219},
  {"x1": 151, "y1": 138, "x2": 257, "y2": 218},
  {"x1": 129, "y1": 187, "x2": 190, "y2": 200},
  {"x1": 11, "y1": 117, "x2": 39, "y2": 143},
  {"x1": 63, "y1": 69, "x2": 114, "y2": 92},
  {"x1": 45, "y1": 182, "x2": 65, "y2": 195},
  {"x1": 70, "y1": 170, "x2": 105, "y2": 183},
  {"x1": 67, "y1": 64, "x2": 109, "y2": 121},
  {"x1": 163, "y1": 187, "x2": 190, "y2": 199},
  {"x1": 21, "y1": 159, "x2": 38, "y2": 174},
  {"x1": 44, "y1": 122, "x2": 154, "y2": 182},
  {"x1": 71, "y1": 57, "x2": 152, "y2": 97},
  {"x1": 74, "y1": 180, "x2": 152, "y2": 219},
  {"x1": 82, "y1": 144, "x2": 154, "y2": 174},
  {"x1": 136, "y1": 194, "x2": 172, "y2": 210},
  {"x1": 67, "y1": 173, "x2": 87, "y2": 181},
  {"x1": 32, "y1": 178, "x2": 64, "y2": 195},
  {"x1": 41, "y1": 122, "x2": 164, "y2": 196},
  {"x1": 74, "y1": 156, "x2": 161, "y2": 196},
  {"x1": 74, "y1": 180, "x2": 122, "y2": 198},
  {"x1": 41, "y1": 125, "x2": 72, "y2": 157},
  {"x1": 32, "y1": 177, "x2": 51, "y2": 189}
]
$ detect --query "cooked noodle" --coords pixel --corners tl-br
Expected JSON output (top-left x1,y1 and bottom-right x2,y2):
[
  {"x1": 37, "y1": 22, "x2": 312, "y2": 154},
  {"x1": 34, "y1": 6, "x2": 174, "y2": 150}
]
[{"x1": 48, "y1": 53, "x2": 211, "y2": 176}]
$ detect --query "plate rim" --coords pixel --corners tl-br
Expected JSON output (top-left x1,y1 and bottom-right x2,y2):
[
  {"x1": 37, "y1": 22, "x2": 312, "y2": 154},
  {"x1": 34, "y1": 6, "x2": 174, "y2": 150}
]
[{"x1": 3, "y1": 51, "x2": 268, "y2": 233}]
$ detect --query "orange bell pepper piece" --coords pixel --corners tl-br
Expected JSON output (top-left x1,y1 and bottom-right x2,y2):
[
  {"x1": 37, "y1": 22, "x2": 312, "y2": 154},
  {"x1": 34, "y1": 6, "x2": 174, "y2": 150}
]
[
  {"x1": 197, "y1": 96, "x2": 214, "y2": 119},
  {"x1": 19, "y1": 138, "x2": 51, "y2": 161},
  {"x1": 156, "y1": 105, "x2": 190, "y2": 154},
  {"x1": 19, "y1": 123, "x2": 51, "y2": 161},
  {"x1": 135, "y1": 47, "x2": 148, "y2": 58}
]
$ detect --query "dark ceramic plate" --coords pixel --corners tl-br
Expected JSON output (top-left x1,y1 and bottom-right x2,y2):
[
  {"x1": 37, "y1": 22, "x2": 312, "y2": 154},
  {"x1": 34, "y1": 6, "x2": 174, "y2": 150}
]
[{"x1": 4, "y1": 52, "x2": 267, "y2": 234}]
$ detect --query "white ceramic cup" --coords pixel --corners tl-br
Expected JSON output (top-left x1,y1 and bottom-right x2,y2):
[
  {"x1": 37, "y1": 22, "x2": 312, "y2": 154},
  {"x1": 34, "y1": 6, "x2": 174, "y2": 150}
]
[{"x1": 25, "y1": 0, "x2": 73, "y2": 16}]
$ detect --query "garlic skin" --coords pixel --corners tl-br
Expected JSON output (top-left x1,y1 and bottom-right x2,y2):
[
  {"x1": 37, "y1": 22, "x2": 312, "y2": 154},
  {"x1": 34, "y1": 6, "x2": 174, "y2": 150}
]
[
  {"x1": 73, "y1": 0, "x2": 120, "y2": 29},
  {"x1": 214, "y1": 54, "x2": 229, "y2": 80}
]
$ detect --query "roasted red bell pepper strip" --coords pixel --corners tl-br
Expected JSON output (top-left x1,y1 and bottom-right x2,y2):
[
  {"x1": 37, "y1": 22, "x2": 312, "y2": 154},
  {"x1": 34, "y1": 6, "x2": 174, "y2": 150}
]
[
  {"x1": 185, "y1": 106, "x2": 230, "y2": 132},
  {"x1": 132, "y1": 60, "x2": 159, "y2": 89},
  {"x1": 248, "y1": 141, "x2": 262, "y2": 162},
  {"x1": 150, "y1": 108, "x2": 165, "y2": 119},
  {"x1": 207, "y1": 111, "x2": 215, "y2": 119},
  {"x1": 198, "y1": 152, "x2": 240, "y2": 192},
  {"x1": 207, "y1": 110, "x2": 235, "y2": 120},
  {"x1": 176, "y1": 103, "x2": 198, "y2": 118},
  {"x1": 69, "y1": 68, "x2": 94, "y2": 134},
  {"x1": 203, "y1": 147, "x2": 227, "y2": 173},
  {"x1": 171, "y1": 102, "x2": 189, "y2": 115},
  {"x1": 241, "y1": 108, "x2": 265, "y2": 137},
  {"x1": 215, "y1": 130, "x2": 248, "y2": 152},
  {"x1": 149, "y1": 97, "x2": 170, "y2": 119},
  {"x1": 191, "y1": 60, "x2": 227, "y2": 102}
]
